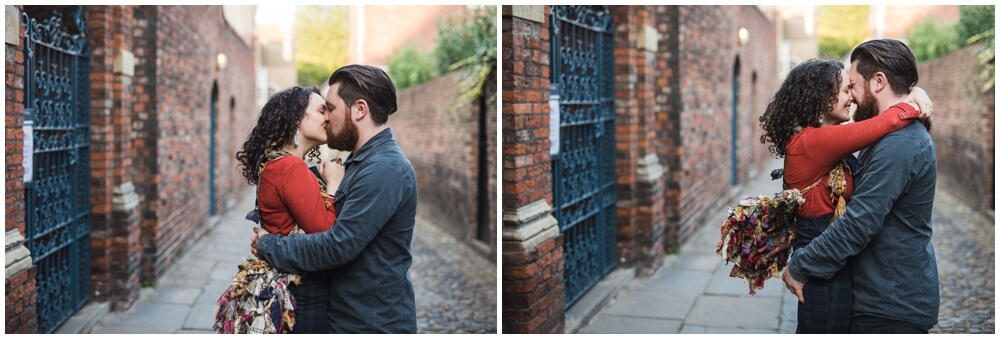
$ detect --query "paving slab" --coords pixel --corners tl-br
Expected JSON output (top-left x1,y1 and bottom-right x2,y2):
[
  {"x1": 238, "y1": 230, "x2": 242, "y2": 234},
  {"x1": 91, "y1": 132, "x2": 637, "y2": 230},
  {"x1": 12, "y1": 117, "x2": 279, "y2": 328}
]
[
  {"x1": 686, "y1": 295, "x2": 781, "y2": 330},
  {"x1": 638, "y1": 268, "x2": 712, "y2": 295},
  {"x1": 183, "y1": 303, "x2": 217, "y2": 330},
  {"x1": 603, "y1": 290, "x2": 696, "y2": 320},
  {"x1": 680, "y1": 325, "x2": 779, "y2": 334},
  {"x1": 151, "y1": 286, "x2": 202, "y2": 305},
  {"x1": 579, "y1": 315, "x2": 682, "y2": 334}
]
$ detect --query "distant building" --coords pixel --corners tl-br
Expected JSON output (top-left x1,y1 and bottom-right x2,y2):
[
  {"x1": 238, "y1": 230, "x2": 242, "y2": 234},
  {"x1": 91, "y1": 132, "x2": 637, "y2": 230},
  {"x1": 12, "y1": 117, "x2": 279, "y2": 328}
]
[
  {"x1": 776, "y1": 5, "x2": 818, "y2": 79},
  {"x1": 5, "y1": 5, "x2": 256, "y2": 333},
  {"x1": 869, "y1": 5, "x2": 960, "y2": 41},
  {"x1": 346, "y1": 5, "x2": 467, "y2": 68},
  {"x1": 255, "y1": 23, "x2": 297, "y2": 107}
]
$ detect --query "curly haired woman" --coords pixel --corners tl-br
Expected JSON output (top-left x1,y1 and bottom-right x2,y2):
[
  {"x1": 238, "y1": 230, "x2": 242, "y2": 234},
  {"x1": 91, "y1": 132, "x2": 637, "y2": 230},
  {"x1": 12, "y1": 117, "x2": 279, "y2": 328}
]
[
  {"x1": 232, "y1": 86, "x2": 345, "y2": 333},
  {"x1": 757, "y1": 59, "x2": 931, "y2": 333}
]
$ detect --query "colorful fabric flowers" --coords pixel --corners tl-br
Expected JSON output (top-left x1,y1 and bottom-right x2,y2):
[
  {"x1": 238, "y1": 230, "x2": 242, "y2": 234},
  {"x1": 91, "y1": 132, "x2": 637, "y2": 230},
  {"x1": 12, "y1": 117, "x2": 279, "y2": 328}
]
[
  {"x1": 214, "y1": 258, "x2": 301, "y2": 334},
  {"x1": 717, "y1": 189, "x2": 804, "y2": 295}
]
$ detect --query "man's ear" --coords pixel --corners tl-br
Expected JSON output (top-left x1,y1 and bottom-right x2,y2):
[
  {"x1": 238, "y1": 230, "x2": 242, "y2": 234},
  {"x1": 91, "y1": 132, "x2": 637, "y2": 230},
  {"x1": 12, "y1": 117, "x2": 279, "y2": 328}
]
[
  {"x1": 354, "y1": 99, "x2": 369, "y2": 121},
  {"x1": 871, "y1": 72, "x2": 887, "y2": 93}
]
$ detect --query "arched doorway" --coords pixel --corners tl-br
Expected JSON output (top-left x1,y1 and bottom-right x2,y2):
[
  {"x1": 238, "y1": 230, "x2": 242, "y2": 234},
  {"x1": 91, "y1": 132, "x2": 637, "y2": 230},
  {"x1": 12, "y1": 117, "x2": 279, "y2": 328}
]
[
  {"x1": 209, "y1": 82, "x2": 219, "y2": 216},
  {"x1": 731, "y1": 56, "x2": 741, "y2": 185}
]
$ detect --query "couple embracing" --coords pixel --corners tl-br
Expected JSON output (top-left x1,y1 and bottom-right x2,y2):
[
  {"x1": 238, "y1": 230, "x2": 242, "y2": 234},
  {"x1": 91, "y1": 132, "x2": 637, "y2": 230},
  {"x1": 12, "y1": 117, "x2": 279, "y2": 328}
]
[
  {"x1": 222, "y1": 65, "x2": 417, "y2": 334},
  {"x1": 758, "y1": 39, "x2": 940, "y2": 334}
]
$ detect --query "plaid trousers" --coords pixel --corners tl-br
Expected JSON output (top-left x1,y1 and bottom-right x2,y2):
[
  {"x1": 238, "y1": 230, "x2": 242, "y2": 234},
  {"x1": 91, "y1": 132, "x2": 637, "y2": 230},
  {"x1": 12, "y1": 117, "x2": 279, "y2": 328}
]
[
  {"x1": 795, "y1": 257, "x2": 853, "y2": 333},
  {"x1": 288, "y1": 270, "x2": 330, "y2": 334}
]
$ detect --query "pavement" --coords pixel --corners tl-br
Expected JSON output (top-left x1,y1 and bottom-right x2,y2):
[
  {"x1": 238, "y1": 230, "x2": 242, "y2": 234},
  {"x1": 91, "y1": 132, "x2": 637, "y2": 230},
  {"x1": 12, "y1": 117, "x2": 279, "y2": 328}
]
[
  {"x1": 86, "y1": 189, "x2": 497, "y2": 334},
  {"x1": 576, "y1": 158, "x2": 995, "y2": 334}
]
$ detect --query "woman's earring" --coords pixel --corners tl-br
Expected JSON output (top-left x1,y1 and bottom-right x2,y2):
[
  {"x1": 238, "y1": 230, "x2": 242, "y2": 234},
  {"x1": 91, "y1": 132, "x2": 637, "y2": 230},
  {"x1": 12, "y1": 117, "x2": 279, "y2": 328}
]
[{"x1": 294, "y1": 132, "x2": 301, "y2": 146}]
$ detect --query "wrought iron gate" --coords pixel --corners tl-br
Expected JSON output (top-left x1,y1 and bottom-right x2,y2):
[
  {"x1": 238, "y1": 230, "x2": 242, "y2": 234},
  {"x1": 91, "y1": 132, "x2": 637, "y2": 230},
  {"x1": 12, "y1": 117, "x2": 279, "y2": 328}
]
[
  {"x1": 550, "y1": 5, "x2": 616, "y2": 308},
  {"x1": 22, "y1": 8, "x2": 92, "y2": 333}
]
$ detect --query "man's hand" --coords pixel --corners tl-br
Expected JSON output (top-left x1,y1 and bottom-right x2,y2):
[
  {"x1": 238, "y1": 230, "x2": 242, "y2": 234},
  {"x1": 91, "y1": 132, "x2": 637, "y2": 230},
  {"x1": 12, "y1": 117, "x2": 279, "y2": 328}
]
[
  {"x1": 782, "y1": 268, "x2": 805, "y2": 303},
  {"x1": 250, "y1": 227, "x2": 270, "y2": 256}
]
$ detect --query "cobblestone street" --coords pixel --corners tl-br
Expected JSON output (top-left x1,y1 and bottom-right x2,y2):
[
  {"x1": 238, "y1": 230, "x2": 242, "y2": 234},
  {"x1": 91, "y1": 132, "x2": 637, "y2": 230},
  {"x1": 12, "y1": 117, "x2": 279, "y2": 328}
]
[
  {"x1": 412, "y1": 218, "x2": 497, "y2": 333},
  {"x1": 929, "y1": 189, "x2": 995, "y2": 334},
  {"x1": 86, "y1": 191, "x2": 497, "y2": 334}
]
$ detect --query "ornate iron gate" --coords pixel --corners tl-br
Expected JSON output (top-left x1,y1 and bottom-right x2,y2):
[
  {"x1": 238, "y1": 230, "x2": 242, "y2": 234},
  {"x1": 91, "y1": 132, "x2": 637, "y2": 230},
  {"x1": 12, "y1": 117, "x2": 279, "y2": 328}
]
[
  {"x1": 22, "y1": 8, "x2": 92, "y2": 333},
  {"x1": 550, "y1": 5, "x2": 616, "y2": 308}
]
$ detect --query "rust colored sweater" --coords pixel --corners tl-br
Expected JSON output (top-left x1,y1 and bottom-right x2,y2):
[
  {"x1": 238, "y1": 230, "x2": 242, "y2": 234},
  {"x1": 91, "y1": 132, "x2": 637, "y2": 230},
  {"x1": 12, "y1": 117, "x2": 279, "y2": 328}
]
[
  {"x1": 784, "y1": 103, "x2": 919, "y2": 217},
  {"x1": 257, "y1": 155, "x2": 336, "y2": 235}
]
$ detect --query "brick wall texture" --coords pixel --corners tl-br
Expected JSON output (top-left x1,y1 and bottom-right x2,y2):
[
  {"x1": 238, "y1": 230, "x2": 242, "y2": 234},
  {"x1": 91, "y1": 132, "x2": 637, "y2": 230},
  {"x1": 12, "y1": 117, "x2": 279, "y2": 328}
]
[
  {"x1": 143, "y1": 5, "x2": 255, "y2": 281},
  {"x1": 501, "y1": 6, "x2": 565, "y2": 334},
  {"x1": 5, "y1": 5, "x2": 36, "y2": 333},
  {"x1": 5, "y1": 5, "x2": 255, "y2": 332},
  {"x1": 917, "y1": 44, "x2": 995, "y2": 211},
  {"x1": 671, "y1": 5, "x2": 776, "y2": 246},
  {"x1": 391, "y1": 69, "x2": 498, "y2": 258}
]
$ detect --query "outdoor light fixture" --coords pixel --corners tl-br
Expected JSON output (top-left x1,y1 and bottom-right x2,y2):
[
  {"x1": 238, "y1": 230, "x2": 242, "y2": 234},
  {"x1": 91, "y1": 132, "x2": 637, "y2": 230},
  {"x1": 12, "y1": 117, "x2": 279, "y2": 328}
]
[
  {"x1": 216, "y1": 53, "x2": 228, "y2": 70},
  {"x1": 738, "y1": 28, "x2": 749, "y2": 45}
]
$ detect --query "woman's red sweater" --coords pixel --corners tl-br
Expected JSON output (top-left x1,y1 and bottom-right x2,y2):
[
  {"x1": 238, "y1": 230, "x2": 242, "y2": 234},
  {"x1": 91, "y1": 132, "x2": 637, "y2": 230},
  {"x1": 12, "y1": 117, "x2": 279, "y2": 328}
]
[
  {"x1": 783, "y1": 103, "x2": 919, "y2": 217},
  {"x1": 257, "y1": 155, "x2": 336, "y2": 235}
]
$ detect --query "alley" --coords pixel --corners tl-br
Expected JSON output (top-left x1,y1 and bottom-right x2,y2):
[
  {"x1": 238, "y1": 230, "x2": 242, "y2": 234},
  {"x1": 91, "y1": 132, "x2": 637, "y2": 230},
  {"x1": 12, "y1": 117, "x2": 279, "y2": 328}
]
[
  {"x1": 577, "y1": 159, "x2": 995, "y2": 334},
  {"x1": 86, "y1": 190, "x2": 497, "y2": 334}
]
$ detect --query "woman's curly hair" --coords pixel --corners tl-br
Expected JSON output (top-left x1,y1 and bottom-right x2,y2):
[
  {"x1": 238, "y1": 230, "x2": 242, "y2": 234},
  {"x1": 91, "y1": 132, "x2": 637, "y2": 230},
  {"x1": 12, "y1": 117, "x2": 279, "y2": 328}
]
[
  {"x1": 236, "y1": 86, "x2": 322, "y2": 186},
  {"x1": 759, "y1": 59, "x2": 844, "y2": 158}
]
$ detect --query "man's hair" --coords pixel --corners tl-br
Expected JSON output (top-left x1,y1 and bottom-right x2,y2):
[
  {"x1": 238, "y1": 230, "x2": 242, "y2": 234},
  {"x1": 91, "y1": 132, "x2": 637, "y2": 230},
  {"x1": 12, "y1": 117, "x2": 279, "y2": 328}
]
[
  {"x1": 850, "y1": 39, "x2": 918, "y2": 97},
  {"x1": 328, "y1": 65, "x2": 398, "y2": 125}
]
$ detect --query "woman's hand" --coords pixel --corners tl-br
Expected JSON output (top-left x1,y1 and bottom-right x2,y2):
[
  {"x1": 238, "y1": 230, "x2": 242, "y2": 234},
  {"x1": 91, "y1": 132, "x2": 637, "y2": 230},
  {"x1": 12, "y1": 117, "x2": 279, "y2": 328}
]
[
  {"x1": 319, "y1": 158, "x2": 345, "y2": 195},
  {"x1": 903, "y1": 86, "x2": 933, "y2": 120},
  {"x1": 758, "y1": 237, "x2": 793, "y2": 261}
]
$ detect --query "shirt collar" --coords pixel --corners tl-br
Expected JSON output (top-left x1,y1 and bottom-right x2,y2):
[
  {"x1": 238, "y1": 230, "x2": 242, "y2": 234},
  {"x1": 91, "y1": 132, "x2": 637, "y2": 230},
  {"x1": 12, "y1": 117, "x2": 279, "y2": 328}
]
[{"x1": 344, "y1": 128, "x2": 393, "y2": 166}]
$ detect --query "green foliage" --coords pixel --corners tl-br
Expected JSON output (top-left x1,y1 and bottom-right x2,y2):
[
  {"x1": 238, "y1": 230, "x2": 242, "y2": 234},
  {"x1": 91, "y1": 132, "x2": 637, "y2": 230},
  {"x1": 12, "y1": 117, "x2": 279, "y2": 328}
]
[
  {"x1": 958, "y1": 6, "x2": 995, "y2": 92},
  {"x1": 386, "y1": 43, "x2": 440, "y2": 90},
  {"x1": 817, "y1": 6, "x2": 870, "y2": 59},
  {"x1": 295, "y1": 6, "x2": 350, "y2": 87},
  {"x1": 442, "y1": 6, "x2": 497, "y2": 103},
  {"x1": 969, "y1": 28, "x2": 995, "y2": 92},
  {"x1": 906, "y1": 18, "x2": 959, "y2": 62},
  {"x1": 383, "y1": 6, "x2": 497, "y2": 102},
  {"x1": 957, "y1": 5, "x2": 995, "y2": 44}
]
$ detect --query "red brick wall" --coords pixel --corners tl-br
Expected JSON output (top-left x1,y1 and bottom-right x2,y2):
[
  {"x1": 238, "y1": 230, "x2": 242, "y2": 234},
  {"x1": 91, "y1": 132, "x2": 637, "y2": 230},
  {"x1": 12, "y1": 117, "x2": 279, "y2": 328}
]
[
  {"x1": 501, "y1": 7, "x2": 565, "y2": 334},
  {"x1": 6, "y1": 6, "x2": 27, "y2": 239},
  {"x1": 671, "y1": 5, "x2": 776, "y2": 245},
  {"x1": 5, "y1": 5, "x2": 38, "y2": 334},
  {"x1": 5, "y1": 267, "x2": 38, "y2": 334},
  {"x1": 918, "y1": 44, "x2": 995, "y2": 211},
  {"x1": 390, "y1": 69, "x2": 497, "y2": 257},
  {"x1": 85, "y1": 4, "x2": 142, "y2": 310},
  {"x1": 145, "y1": 5, "x2": 255, "y2": 280},
  {"x1": 612, "y1": 5, "x2": 668, "y2": 274},
  {"x1": 131, "y1": 5, "x2": 159, "y2": 285},
  {"x1": 653, "y1": 6, "x2": 683, "y2": 250}
]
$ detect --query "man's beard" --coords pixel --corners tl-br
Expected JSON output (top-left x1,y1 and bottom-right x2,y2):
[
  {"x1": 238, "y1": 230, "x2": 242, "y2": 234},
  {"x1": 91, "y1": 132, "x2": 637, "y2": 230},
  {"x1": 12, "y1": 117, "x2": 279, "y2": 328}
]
[
  {"x1": 327, "y1": 115, "x2": 359, "y2": 151},
  {"x1": 852, "y1": 84, "x2": 880, "y2": 122}
]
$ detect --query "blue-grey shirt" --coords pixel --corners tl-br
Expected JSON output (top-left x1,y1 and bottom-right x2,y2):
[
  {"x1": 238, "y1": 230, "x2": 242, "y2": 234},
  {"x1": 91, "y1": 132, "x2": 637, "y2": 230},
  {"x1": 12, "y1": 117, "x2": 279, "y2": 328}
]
[
  {"x1": 256, "y1": 128, "x2": 418, "y2": 333},
  {"x1": 786, "y1": 120, "x2": 939, "y2": 329}
]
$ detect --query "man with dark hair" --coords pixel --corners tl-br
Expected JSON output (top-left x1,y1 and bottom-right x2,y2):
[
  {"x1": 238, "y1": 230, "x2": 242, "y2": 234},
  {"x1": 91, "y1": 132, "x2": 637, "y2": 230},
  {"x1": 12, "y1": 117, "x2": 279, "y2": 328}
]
[
  {"x1": 251, "y1": 64, "x2": 418, "y2": 333},
  {"x1": 781, "y1": 39, "x2": 940, "y2": 333}
]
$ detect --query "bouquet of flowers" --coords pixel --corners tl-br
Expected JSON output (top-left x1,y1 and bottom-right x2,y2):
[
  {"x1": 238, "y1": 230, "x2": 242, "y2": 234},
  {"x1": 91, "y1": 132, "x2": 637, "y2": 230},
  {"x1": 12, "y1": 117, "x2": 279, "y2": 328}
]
[
  {"x1": 716, "y1": 189, "x2": 804, "y2": 295},
  {"x1": 213, "y1": 258, "x2": 301, "y2": 333}
]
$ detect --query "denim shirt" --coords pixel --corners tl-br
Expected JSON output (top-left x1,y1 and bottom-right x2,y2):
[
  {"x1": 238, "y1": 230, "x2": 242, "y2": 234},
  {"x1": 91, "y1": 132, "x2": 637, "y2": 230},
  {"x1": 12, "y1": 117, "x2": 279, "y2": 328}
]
[
  {"x1": 786, "y1": 121, "x2": 939, "y2": 328},
  {"x1": 257, "y1": 128, "x2": 418, "y2": 333}
]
